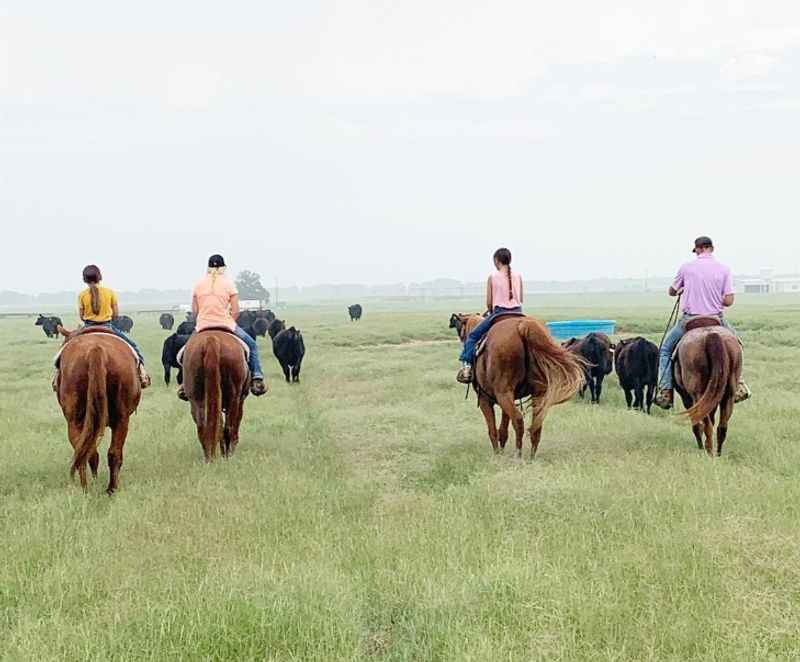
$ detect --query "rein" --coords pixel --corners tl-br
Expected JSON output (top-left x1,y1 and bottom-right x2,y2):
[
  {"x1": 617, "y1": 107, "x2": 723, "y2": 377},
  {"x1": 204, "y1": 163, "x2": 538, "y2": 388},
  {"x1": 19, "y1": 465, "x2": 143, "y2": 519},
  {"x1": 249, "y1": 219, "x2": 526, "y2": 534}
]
[{"x1": 658, "y1": 293, "x2": 682, "y2": 354}]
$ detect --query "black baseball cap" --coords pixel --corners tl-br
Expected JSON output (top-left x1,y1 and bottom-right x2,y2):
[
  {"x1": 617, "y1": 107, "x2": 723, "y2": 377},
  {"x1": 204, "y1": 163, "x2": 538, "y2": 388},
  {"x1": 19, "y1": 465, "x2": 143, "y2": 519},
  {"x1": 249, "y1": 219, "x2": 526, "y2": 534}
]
[
  {"x1": 208, "y1": 254, "x2": 226, "y2": 268},
  {"x1": 692, "y1": 236, "x2": 713, "y2": 253}
]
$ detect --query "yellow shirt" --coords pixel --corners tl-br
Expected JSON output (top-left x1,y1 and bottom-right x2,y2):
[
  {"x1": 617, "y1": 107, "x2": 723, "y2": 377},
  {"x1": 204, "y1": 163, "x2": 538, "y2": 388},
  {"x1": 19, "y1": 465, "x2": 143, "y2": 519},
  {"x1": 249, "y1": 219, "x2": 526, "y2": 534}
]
[{"x1": 78, "y1": 285, "x2": 118, "y2": 322}]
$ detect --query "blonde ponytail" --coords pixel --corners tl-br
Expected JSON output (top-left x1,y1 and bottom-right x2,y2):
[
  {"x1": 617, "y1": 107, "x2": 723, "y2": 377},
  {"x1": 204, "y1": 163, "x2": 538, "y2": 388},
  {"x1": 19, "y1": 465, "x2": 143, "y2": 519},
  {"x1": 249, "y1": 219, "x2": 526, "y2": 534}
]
[{"x1": 207, "y1": 266, "x2": 226, "y2": 291}]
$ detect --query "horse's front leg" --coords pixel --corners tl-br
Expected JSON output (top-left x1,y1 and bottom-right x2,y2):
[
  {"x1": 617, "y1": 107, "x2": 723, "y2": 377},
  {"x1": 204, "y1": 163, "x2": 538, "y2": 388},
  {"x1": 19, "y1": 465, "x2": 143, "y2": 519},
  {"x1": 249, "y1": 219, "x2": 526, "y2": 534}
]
[{"x1": 478, "y1": 396, "x2": 499, "y2": 453}]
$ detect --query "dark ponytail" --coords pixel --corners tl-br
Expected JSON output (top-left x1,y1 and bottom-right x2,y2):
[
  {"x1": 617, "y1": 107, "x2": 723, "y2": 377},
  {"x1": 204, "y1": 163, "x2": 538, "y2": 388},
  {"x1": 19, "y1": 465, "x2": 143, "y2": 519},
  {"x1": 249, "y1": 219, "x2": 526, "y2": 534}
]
[
  {"x1": 492, "y1": 248, "x2": 514, "y2": 301},
  {"x1": 82, "y1": 265, "x2": 103, "y2": 316}
]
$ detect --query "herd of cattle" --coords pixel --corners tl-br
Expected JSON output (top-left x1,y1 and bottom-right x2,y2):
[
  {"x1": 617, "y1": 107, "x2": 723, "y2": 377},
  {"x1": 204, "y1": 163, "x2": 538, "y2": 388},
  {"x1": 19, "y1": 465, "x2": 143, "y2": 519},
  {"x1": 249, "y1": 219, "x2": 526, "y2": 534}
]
[
  {"x1": 449, "y1": 312, "x2": 659, "y2": 413},
  {"x1": 159, "y1": 309, "x2": 306, "y2": 385}
]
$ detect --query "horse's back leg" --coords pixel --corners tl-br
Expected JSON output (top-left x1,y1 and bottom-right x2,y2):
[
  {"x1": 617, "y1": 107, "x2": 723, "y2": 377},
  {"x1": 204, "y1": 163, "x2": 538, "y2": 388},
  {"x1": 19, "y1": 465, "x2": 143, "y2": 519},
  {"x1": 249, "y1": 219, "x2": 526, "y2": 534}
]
[
  {"x1": 529, "y1": 422, "x2": 543, "y2": 460},
  {"x1": 107, "y1": 415, "x2": 130, "y2": 495},
  {"x1": 477, "y1": 397, "x2": 499, "y2": 454},
  {"x1": 224, "y1": 398, "x2": 245, "y2": 457},
  {"x1": 496, "y1": 393, "x2": 524, "y2": 458},
  {"x1": 717, "y1": 399, "x2": 733, "y2": 456},
  {"x1": 498, "y1": 412, "x2": 510, "y2": 450},
  {"x1": 89, "y1": 451, "x2": 100, "y2": 478}
]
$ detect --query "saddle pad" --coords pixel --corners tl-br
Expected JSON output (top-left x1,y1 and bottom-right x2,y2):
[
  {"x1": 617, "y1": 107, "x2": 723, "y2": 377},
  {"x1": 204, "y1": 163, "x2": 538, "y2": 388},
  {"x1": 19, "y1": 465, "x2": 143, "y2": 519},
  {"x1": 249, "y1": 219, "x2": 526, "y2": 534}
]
[
  {"x1": 176, "y1": 330, "x2": 250, "y2": 367},
  {"x1": 53, "y1": 332, "x2": 139, "y2": 367}
]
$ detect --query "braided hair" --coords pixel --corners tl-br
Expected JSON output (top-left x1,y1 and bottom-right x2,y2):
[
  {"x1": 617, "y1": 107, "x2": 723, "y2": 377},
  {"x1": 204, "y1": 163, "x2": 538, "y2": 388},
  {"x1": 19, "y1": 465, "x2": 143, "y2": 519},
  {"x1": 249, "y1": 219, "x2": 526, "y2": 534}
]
[
  {"x1": 82, "y1": 265, "x2": 103, "y2": 316},
  {"x1": 492, "y1": 248, "x2": 513, "y2": 302}
]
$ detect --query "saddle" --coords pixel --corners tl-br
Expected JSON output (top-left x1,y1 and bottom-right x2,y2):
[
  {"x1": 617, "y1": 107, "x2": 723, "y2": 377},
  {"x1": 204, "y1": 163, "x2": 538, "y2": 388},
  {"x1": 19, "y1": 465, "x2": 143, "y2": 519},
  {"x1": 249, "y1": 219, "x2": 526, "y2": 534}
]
[
  {"x1": 474, "y1": 312, "x2": 526, "y2": 359},
  {"x1": 684, "y1": 316, "x2": 722, "y2": 332},
  {"x1": 176, "y1": 327, "x2": 250, "y2": 367},
  {"x1": 53, "y1": 327, "x2": 139, "y2": 367}
]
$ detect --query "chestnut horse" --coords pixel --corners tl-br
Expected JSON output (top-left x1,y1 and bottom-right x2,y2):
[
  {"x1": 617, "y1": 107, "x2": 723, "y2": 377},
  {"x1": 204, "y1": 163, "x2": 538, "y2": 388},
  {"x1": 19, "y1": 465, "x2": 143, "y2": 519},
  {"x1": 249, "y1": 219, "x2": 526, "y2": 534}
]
[
  {"x1": 54, "y1": 327, "x2": 141, "y2": 494},
  {"x1": 674, "y1": 326, "x2": 742, "y2": 456},
  {"x1": 466, "y1": 315, "x2": 585, "y2": 459},
  {"x1": 181, "y1": 330, "x2": 250, "y2": 461}
]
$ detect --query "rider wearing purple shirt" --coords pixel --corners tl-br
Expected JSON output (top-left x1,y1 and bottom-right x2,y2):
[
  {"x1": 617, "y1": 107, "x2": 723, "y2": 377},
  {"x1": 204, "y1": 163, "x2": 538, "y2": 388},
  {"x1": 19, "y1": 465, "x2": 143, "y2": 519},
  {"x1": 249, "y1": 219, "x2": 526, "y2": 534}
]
[{"x1": 655, "y1": 236, "x2": 751, "y2": 409}]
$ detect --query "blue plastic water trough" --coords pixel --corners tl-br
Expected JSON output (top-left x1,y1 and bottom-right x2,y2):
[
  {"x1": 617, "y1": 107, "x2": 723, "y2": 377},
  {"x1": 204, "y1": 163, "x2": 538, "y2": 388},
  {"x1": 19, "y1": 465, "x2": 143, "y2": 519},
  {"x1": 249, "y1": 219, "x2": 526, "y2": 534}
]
[{"x1": 545, "y1": 320, "x2": 616, "y2": 341}]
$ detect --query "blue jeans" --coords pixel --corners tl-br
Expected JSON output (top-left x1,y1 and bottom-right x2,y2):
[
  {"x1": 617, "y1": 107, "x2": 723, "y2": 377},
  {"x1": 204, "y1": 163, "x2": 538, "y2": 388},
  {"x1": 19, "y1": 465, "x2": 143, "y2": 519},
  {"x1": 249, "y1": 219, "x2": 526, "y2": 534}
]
[
  {"x1": 658, "y1": 314, "x2": 737, "y2": 389},
  {"x1": 233, "y1": 325, "x2": 264, "y2": 379},
  {"x1": 459, "y1": 306, "x2": 522, "y2": 365},
  {"x1": 83, "y1": 321, "x2": 145, "y2": 365}
]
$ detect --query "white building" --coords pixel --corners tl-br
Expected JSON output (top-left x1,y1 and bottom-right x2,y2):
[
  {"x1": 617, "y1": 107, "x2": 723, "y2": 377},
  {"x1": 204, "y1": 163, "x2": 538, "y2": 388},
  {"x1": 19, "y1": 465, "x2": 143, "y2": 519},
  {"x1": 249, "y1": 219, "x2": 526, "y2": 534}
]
[{"x1": 740, "y1": 268, "x2": 800, "y2": 294}]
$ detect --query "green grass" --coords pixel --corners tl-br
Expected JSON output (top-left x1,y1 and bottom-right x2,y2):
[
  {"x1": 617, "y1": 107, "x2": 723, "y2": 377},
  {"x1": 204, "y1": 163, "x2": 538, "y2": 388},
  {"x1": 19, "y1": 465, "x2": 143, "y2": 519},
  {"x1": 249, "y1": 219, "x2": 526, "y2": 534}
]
[{"x1": 2, "y1": 294, "x2": 800, "y2": 661}]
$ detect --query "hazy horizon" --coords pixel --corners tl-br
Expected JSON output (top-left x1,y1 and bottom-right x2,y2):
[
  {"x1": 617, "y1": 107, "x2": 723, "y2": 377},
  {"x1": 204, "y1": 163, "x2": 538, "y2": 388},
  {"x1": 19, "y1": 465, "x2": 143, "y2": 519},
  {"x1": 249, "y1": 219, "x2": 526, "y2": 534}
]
[{"x1": 2, "y1": 2, "x2": 799, "y2": 294}]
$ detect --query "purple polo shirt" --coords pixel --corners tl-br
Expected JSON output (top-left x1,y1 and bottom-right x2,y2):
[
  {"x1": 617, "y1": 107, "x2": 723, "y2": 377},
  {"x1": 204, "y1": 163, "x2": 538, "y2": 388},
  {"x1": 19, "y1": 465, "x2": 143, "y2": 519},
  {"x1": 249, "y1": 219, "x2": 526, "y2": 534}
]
[{"x1": 673, "y1": 254, "x2": 734, "y2": 316}]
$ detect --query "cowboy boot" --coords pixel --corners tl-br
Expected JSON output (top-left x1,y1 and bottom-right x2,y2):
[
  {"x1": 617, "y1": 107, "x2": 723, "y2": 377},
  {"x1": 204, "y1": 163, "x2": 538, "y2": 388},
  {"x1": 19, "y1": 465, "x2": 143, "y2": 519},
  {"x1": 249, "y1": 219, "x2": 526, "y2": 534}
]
[
  {"x1": 250, "y1": 377, "x2": 268, "y2": 396},
  {"x1": 138, "y1": 364, "x2": 151, "y2": 389},
  {"x1": 654, "y1": 388, "x2": 673, "y2": 410},
  {"x1": 456, "y1": 364, "x2": 472, "y2": 384},
  {"x1": 734, "y1": 380, "x2": 751, "y2": 403},
  {"x1": 176, "y1": 383, "x2": 188, "y2": 401}
]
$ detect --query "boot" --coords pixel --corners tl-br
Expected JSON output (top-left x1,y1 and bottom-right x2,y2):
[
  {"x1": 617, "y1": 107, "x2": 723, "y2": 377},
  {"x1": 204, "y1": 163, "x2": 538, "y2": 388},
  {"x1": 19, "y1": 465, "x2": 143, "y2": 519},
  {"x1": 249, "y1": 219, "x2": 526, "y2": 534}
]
[
  {"x1": 654, "y1": 388, "x2": 673, "y2": 410},
  {"x1": 250, "y1": 377, "x2": 268, "y2": 396},
  {"x1": 138, "y1": 364, "x2": 151, "y2": 389},
  {"x1": 734, "y1": 380, "x2": 751, "y2": 403},
  {"x1": 456, "y1": 364, "x2": 473, "y2": 384},
  {"x1": 176, "y1": 383, "x2": 188, "y2": 401}
]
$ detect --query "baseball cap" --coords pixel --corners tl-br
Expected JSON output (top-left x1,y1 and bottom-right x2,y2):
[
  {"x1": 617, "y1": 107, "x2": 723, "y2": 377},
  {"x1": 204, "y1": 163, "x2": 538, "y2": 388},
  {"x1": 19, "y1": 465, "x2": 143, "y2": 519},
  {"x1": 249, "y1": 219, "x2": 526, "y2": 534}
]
[
  {"x1": 692, "y1": 236, "x2": 713, "y2": 253},
  {"x1": 208, "y1": 254, "x2": 226, "y2": 268}
]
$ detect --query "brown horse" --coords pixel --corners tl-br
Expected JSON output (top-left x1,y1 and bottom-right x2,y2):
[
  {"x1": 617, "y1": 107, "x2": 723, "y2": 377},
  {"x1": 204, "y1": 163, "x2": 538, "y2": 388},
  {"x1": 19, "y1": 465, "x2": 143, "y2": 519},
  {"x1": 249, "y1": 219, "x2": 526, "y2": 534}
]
[
  {"x1": 54, "y1": 327, "x2": 141, "y2": 494},
  {"x1": 674, "y1": 326, "x2": 742, "y2": 456},
  {"x1": 471, "y1": 316, "x2": 585, "y2": 458},
  {"x1": 182, "y1": 330, "x2": 250, "y2": 461}
]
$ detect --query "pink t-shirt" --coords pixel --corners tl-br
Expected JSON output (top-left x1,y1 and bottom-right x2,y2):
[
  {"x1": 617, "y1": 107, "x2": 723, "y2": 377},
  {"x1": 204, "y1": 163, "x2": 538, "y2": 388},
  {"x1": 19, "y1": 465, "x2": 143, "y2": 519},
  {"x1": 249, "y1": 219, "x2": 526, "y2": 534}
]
[
  {"x1": 673, "y1": 254, "x2": 734, "y2": 316},
  {"x1": 490, "y1": 269, "x2": 523, "y2": 309},
  {"x1": 192, "y1": 273, "x2": 238, "y2": 331}
]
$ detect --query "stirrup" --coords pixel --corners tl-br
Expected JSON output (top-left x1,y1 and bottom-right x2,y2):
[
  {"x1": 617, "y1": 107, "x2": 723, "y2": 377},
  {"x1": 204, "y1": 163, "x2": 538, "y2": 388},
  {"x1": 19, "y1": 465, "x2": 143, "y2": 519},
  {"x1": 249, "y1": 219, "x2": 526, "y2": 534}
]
[{"x1": 456, "y1": 366, "x2": 472, "y2": 384}]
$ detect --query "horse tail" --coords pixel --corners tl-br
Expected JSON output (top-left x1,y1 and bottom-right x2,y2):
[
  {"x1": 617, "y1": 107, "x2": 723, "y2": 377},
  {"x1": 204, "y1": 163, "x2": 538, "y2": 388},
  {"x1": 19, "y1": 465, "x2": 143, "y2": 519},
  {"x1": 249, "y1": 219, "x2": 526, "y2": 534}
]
[
  {"x1": 203, "y1": 336, "x2": 223, "y2": 453},
  {"x1": 70, "y1": 344, "x2": 109, "y2": 478},
  {"x1": 684, "y1": 332, "x2": 730, "y2": 425},
  {"x1": 518, "y1": 319, "x2": 585, "y2": 426}
]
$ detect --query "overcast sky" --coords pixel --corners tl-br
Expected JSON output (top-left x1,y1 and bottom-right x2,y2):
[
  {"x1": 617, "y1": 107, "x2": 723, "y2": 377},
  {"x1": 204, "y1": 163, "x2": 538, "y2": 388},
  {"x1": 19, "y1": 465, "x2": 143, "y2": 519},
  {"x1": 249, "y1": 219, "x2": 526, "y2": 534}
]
[{"x1": 1, "y1": 1, "x2": 799, "y2": 293}]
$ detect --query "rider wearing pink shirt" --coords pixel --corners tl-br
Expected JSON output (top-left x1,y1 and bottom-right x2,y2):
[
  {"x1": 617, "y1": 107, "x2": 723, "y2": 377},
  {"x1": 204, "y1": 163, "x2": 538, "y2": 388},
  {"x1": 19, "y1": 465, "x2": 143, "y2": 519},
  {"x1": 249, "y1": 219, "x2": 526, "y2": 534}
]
[
  {"x1": 654, "y1": 236, "x2": 751, "y2": 409},
  {"x1": 456, "y1": 248, "x2": 524, "y2": 384}
]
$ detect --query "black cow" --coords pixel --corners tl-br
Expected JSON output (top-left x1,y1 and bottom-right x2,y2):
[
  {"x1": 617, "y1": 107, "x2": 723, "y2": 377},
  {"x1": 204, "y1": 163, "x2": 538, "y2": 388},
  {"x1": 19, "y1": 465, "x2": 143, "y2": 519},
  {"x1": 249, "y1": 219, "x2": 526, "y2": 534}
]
[
  {"x1": 268, "y1": 319, "x2": 286, "y2": 339},
  {"x1": 237, "y1": 310, "x2": 256, "y2": 328},
  {"x1": 348, "y1": 304, "x2": 363, "y2": 321},
  {"x1": 159, "y1": 313, "x2": 175, "y2": 330},
  {"x1": 161, "y1": 333, "x2": 190, "y2": 385},
  {"x1": 614, "y1": 336, "x2": 658, "y2": 413},
  {"x1": 273, "y1": 327, "x2": 305, "y2": 383},
  {"x1": 176, "y1": 319, "x2": 196, "y2": 335},
  {"x1": 35, "y1": 314, "x2": 63, "y2": 338},
  {"x1": 112, "y1": 315, "x2": 134, "y2": 333},
  {"x1": 563, "y1": 332, "x2": 615, "y2": 404},
  {"x1": 254, "y1": 309, "x2": 276, "y2": 323}
]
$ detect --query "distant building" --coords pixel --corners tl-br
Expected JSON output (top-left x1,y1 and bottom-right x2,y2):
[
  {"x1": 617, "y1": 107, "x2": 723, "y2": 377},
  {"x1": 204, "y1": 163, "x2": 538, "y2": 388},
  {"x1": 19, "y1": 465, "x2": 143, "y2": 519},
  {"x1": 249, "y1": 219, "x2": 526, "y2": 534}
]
[{"x1": 740, "y1": 268, "x2": 800, "y2": 294}]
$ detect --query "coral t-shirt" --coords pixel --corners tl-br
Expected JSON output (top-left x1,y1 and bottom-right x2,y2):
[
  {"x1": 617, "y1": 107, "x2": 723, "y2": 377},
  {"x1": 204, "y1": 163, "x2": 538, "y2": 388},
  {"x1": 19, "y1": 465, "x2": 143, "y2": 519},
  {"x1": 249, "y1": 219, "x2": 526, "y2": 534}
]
[{"x1": 192, "y1": 273, "x2": 238, "y2": 331}]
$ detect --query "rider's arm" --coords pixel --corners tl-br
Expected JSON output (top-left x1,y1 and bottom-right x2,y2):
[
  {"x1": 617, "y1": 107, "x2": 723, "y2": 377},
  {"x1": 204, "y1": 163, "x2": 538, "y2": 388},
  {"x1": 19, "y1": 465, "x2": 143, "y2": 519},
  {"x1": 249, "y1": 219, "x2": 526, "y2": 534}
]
[
  {"x1": 230, "y1": 294, "x2": 240, "y2": 320},
  {"x1": 111, "y1": 301, "x2": 119, "y2": 318},
  {"x1": 668, "y1": 286, "x2": 684, "y2": 297},
  {"x1": 519, "y1": 278, "x2": 524, "y2": 305},
  {"x1": 78, "y1": 299, "x2": 85, "y2": 321},
  {"x1": 723, "y1": 294, "x2": 735, "y2": 307},
  {"x1": 485, "y1": 277, "x2": 493, "y2": 313}
]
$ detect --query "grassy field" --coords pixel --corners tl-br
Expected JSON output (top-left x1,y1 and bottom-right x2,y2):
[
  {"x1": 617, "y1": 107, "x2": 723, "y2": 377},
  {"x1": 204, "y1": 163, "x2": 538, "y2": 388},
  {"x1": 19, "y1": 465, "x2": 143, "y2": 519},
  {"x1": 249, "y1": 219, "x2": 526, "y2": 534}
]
[{"x1": 2, "y1": 294, "x2": 800, "y2": 661}]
